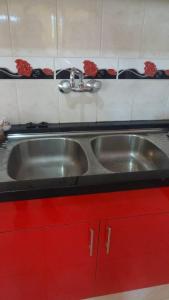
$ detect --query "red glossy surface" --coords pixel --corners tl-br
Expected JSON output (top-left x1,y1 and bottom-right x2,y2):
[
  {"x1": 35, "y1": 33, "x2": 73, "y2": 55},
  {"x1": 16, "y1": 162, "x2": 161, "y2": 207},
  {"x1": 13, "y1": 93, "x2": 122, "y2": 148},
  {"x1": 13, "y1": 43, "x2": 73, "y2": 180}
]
[
  {"x1": 1, "y1": 187, "x2": 169, "y2": 232},
  {"x1": 96, "y1": 214, "x2": 169, "y2": 296},
  {"x1": 0, "y1": 229, "x2": 46, "y2": 300},
  {"x1": 0, "y1": 222, "x2": 99, "y2": 300},
  {"x1": 1, "y1": 187, "x2": 169, "y2": 299},
  {"x1": 44, "y1": 222, "x2": 99, "y2": 300}
]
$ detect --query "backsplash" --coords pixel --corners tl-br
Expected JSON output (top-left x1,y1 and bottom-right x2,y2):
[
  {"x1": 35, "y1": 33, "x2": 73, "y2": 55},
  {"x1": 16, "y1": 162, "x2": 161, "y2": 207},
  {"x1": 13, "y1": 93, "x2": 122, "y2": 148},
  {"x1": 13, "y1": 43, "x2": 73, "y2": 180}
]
[
  {"x1": 1, "y1": 0, "x2": 169, "y2": 124},
  {"x1": 2, "y1": 58, "x2": 169, "y2": 80}
]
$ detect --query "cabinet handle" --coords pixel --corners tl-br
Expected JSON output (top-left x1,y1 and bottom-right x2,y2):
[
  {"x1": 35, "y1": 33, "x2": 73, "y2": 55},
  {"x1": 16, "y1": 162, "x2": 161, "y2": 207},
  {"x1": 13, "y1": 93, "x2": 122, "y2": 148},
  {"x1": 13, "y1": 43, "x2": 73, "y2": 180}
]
[
  {"x1": 89, "y1": 228, "x2": 94, "y2": 257},
  {"x1": 106, "y1": 226, "x2": 112, "y2": 255}
]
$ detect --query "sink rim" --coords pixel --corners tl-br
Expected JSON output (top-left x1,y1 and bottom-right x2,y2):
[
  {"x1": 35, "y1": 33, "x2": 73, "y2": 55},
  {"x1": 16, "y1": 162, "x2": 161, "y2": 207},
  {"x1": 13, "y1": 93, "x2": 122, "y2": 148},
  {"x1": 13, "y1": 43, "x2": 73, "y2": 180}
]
[
  {"x1": 7, "y1": 137, "x2": 89, "y2": 180},
  {"x1": 90, "y1": 133, "x2": 169, "y2": 173},
  {"x1": 2, "y1": 129, "x2": 169, "y2": 183}
]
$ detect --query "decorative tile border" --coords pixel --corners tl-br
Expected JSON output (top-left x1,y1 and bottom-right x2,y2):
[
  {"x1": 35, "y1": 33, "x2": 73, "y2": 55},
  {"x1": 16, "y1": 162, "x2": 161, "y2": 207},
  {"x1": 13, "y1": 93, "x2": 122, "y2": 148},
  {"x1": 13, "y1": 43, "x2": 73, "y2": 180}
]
[
  {"x1": 0, "y1": 58, "x2": 54, "y2": 79},
  {"x1": 118, "y1": 61, "x2": 169, "y2": 79},
  {"x1": 56, "y1": 68, "x2": 117, "y2": 79},
  {"x1": 0, "y1": 58, "x2": 169, "y2": 79},
  {"x1": 55, "y1": 59, "x2": 117, "y2": 79}
]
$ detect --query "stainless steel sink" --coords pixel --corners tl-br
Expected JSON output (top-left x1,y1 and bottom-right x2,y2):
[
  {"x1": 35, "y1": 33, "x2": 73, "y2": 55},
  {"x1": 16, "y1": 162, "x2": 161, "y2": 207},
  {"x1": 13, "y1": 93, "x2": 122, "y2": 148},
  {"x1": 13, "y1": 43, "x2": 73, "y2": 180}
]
[
  {"x1": 7, "y1": 138, "x2": 88, "y2": 180},
  {"x1": 3, "y1": 129, "x2": 169, "y2": 183},
  {"x1": 91, "y1": 135, "x2": 169, "y2": 173}
]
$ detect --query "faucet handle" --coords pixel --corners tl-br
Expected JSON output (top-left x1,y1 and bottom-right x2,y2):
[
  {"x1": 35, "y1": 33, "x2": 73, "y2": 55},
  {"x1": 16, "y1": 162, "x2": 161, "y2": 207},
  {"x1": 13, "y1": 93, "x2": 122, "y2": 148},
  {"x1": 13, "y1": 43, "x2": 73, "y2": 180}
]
[
  {"x1": 86, "y1": 80, "x2": 102, "y2": 93},
  {"x1": 58, "y1": 80, "x2": 71, "y2": 94}
]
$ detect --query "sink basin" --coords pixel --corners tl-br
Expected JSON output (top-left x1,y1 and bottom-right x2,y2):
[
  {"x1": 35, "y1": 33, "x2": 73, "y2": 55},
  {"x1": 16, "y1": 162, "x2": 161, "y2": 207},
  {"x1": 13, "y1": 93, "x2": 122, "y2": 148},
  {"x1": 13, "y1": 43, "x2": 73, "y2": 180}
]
[
  {"x1": 91, "y1": 135, "x2": 169, "y2": 173},
  {"x1": 8, "y1": 138, "x2": 88, "y2": 180}
]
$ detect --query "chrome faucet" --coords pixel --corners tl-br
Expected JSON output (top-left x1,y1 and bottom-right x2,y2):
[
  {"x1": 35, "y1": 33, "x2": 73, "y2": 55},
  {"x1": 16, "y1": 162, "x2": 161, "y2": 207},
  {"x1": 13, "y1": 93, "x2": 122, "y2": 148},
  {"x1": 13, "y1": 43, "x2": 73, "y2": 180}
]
[
  {"x1": 70, "y1": 68, "x2": 84, "y2": 90},
  {"x1": 58, "y1": 67, "x2": 101, "y2": 94}
]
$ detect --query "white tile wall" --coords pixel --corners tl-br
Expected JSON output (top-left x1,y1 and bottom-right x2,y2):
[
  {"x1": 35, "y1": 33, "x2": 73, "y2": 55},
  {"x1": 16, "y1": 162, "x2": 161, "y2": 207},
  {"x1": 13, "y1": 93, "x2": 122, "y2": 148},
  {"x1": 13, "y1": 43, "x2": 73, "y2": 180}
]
[
  {"x1": 0, "y1": 58, "x2": 169, "y2": 124},
  {"x1": 97, "y1": 80, "x2": 134, "y2": 121},
  {"x1": 7, "y1": 0, "x2": 57, "y2": 57},
  {"x1": 0, "y1": 80, "x2": 19, "y2": 124},
  {"x1": 101, "y1": 0, "x2": 145, "y2": 58},
  {"x1": 1, "y1": 0, "x2": 169, "y2": 59},
  {"x1": 141, "y1": 0, "x2": 169, "y2": 58},
  {"x1": 131, "y1": 81, "x2": 169, "y2": 120},
  {"x1": 0, "y1": 0, "x2": 12, "y2": 56},
  {"x1": 0, "y1": 0, "x2": 169, "y2": 124},
  {"x1": 57, "y1": 0, "x2": 102, "y2": 57},
  {"x1": 16, "y1": 80, "x2": 59, "y2": 123},
  {"x1": 58, "y1": 79, "x2": 97, "y2": 123}
]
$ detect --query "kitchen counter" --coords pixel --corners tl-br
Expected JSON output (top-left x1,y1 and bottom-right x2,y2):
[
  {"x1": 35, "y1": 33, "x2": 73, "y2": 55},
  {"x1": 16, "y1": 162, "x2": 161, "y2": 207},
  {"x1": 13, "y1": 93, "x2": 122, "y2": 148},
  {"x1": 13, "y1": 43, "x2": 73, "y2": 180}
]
[{"x1": 1, "y1": 120, "x2": 169, "y2": 202}]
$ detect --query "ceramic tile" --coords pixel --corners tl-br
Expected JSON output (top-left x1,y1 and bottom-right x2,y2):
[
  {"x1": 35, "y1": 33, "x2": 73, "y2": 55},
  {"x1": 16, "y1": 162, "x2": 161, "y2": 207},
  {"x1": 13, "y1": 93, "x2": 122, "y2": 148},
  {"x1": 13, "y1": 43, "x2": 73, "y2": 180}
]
[
  {"x1": 0, "y1": 80, "x2": 19, "y2": 124},
  {"x1": 57, "y1": 0, "x2": 102, "y2": 57},
  {"x1": 55, "y1": 57, "x2": 118, "y2": 70},
  {"x1": 7, "y1": 0, "x2": 57, "y2": 56},
  {"x1": 101, "y1": 0, "x2": 145, "y2": 57},
  {"x1": 19, "y1": 57, "x2": 54, "y2": 71},
  {"x1": 55, "y1": 58, "x2": 85, "y2": 74},
  {"x1": 141, "y1": 0, "x2": 169, "y2": 58},
  {"x1": 14, "y1": 57, "x2": 54, "y2": 79},
  {"x1": 0, "y1": 0, "x2": 12, "y2": 56},
  {"x1": 118, "y1": 59, "x2": 169, "y2": 79},
  {"x1": 131, "y1": 81, "x2": 169, "y2": 120},
  {"x1": 55, "y1": 57, "x2": 118, "y2": 79},
  {"x1": 85, "y1": 284, "x2": 169, "y2": 300},
  {"x1": 164, "y1": 84, "x2": 169, "y2": 119},
  {"x1": 97, "y1": 80, "x2": 135, "y2": 121},
  {"x1": 58, "y1": 80, "x2": 97, "y2": 122},
  {"x1": 0, "y1": 57, "x2": 54, "y2": 79},
  {"x1": 0, "y1": 57, "x2": 17, "y2": 73},
  {"x1": 16, "y1": 80, "x2": 59, "y2": 123}
]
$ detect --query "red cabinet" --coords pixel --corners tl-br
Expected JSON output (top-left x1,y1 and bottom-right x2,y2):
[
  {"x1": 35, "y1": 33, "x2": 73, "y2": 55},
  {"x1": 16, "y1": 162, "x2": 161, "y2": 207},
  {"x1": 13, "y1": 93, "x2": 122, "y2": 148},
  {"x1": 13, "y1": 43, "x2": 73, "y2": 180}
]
[
  {"x1": 96, "y1": 214, "x2": 169, "y2": 296},
  {"x1": 43, "y1": 222, "x2": 99, "y2": 300},
  {"x1": 0, "y1": 222, "x2": 99, "y2": 300},
  {"x1": 1, "y1": 188, "x2": 169, "y2": 299},
  {"x1": 0, "y1": 229, "x2": 46, "y2": 300}
]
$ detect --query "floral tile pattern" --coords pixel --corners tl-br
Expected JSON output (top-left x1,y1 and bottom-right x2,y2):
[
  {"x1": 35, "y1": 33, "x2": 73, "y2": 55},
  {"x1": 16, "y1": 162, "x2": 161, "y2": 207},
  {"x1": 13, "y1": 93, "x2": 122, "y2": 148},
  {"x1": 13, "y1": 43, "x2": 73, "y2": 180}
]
[
  {"x1": 56, "y1": 60, "x2": 117, "y2": 79},
  {"x1": 0, "y1": 58, "x2": 54, "y2": 79},
  {"x1": 118, "y1": 61, "x2": 169, "y2": 79},
  {"x1": 1, "y1": 58, "x2": 169, "y2": 80}
]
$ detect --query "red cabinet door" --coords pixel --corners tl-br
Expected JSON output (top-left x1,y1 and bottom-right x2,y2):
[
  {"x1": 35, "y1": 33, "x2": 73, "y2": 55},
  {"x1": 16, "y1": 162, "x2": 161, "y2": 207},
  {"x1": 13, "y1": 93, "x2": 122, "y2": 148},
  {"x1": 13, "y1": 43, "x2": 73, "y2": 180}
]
[
  {"x1": 0, "y1": 222, "x2": 99, "y2": 300},
  {"x1": 43, "y1": 222, "x2": 99, "y2": 300},
  {"x1": 0, "y1": 229, "x2": 46, "y2": 300},
  {"x1": 96, "y1": 214, "x2": 169, "y2": 296}
]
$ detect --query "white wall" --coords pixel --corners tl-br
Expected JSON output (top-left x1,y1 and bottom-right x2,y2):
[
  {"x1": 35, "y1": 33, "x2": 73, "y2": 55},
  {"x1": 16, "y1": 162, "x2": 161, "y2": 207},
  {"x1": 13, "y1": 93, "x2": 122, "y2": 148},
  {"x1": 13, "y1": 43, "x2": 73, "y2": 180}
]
[{"x1": 1, "y1": 0, "x2": 169, "y2": 124}]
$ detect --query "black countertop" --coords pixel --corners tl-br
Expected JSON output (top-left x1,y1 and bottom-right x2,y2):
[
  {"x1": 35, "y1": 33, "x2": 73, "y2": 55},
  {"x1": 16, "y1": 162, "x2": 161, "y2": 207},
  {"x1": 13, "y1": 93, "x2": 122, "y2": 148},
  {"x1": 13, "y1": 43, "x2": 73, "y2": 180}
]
[{"x1": 1, "y1": 120, "x2": 169, "y2": 202}]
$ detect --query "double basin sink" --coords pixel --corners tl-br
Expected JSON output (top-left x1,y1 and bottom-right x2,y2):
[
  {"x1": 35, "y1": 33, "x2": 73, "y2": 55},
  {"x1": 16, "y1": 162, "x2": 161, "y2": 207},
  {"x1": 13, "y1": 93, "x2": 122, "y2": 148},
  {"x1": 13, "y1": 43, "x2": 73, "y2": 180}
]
[{"x1": 7, "y1": 133, "x2": 169, "y2": 181}]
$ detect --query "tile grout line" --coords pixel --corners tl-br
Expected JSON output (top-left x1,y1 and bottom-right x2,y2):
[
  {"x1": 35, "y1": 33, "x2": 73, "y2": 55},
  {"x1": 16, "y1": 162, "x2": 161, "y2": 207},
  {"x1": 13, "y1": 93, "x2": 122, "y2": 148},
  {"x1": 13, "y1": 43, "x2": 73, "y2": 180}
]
[
  {"x1": 138, "y1": 0, "x2": 146, "y2": 59},
  {"x1": 55, "y1": 0, "x2": 58, "y2": 58},
  {"x1": 5, "y1": 0, "x2": 13, "y2": 57},
  {"x1": 99, "y1": 0, "x2": 104, "y2": 57},
  {"x1": 13, "y1": 80, "x2": 22, "y2": 124}
]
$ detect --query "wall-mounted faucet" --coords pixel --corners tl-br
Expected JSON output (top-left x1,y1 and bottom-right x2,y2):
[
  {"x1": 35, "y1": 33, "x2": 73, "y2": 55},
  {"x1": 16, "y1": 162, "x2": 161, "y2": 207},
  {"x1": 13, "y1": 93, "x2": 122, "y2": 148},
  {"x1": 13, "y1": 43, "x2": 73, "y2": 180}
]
[{"x1": 58, "y1": 67, "x2": 101, "y2": 94}]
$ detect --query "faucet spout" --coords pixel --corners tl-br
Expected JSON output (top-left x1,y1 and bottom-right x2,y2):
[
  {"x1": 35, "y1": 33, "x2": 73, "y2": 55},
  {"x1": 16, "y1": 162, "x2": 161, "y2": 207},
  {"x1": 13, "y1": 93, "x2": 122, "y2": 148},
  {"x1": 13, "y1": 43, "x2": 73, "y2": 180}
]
[{"x1": 70, "y1": 68, "x2": 84, "y2": 89}]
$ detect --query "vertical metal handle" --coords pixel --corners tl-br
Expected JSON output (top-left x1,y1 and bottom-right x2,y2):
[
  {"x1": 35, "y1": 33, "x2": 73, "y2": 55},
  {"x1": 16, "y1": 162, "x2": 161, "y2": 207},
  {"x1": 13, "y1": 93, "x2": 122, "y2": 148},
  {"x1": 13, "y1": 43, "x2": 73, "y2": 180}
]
[
  {"x1": 89, "y1": 228, "x2": 94, "y2": 257},
  {"x1": 106, "y1": 226, "x2": 112, "y2": 255}
]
